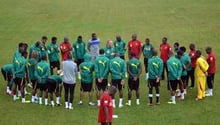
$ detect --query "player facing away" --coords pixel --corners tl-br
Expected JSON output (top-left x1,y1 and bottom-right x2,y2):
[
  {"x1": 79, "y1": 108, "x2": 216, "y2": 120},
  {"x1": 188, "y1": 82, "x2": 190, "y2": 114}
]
[
  {"x1": 159, "y1": 37, "x2": 172, "y2": 81},
  {"x1": 1, "y1": 64, "x2": 13, "y2": 94},
  {"x1": 98, "y1": 86, "x2": 117, "y2": 125},
  {"x1": 34, "y1": 55, "x2": 50, "y2": 105},
  {"x1": 78, "y1": 53, "x2": 95, "y2": 106},
  {"x1": 62, "y1": 54, "x2": 78, "y2": 110},
  {"x1": 29, "y1": 41, "x2": 41, "y2": 62},
  {"x1": 167, "y1": 52, "x2": 182, "y2": 104},
  {"x1": 142, "y1": 38, "x2": 154, "y2": 80},
  {"x1": 95, "y1": 49, "x2": 110, "y2": 106},
  {"x1": 195, "y1": 50, "x2": 209, "y2": 101},
  {"x1": 205, "y1": 47, "x2": 216, "y2": 96},
  {"x1": 113, "y1": 35, "x2": 126, "y2": 60},
  {"x1": 47, "y1": 36, "x2": 60, "y2": 75},
  {"x1": 147, "y1": 50, "x2": 163, "y2": 106},
  {"x1": 187, "y1": 43, "x2": 197, "y2": 89},
  {"x1": 88, "y1": 33, "x2": 100, "y2": 61},
  {"x1": 60, "y1": 37, "x2": 72, "y2": 61},
  {"x1": 72, "y1": 35, "x2": 86, "y2": 78},
  {"x1": 127, "y1": 34, "x2": 142, "y2": 59},
  {"x1": 46, "y1": 74, "x2": 62, "y2": 107},
  {"x1": 126, "y1": 52, "x2": 142, "y2": 106},
  {"x1": 109, "y1": 53, "x2": 126, "y2": 108}
]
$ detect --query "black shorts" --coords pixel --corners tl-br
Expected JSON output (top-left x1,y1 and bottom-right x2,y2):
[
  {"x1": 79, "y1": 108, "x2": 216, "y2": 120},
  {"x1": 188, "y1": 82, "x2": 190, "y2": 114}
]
[
  {"x1": 169, "y1": 80, "x2": 179, "y2": 91},
  {"x1": 144, "y1": 58, "x2": 149, "y2": 71},
  {"x1": 75, "y1": 59, "x2": 84, "y2": 66},
  {"x1": 181, "y1": 76, "x2": 188, "y2": 83},
  {"x1": 96, "y1": 79, "x2": 108, "y2": 91},
  {"x1": 46, "y1": 78, "x2": 57, "y2": 93},
  {"x1": 50, "y1": 61, "x2": 60, "y2": 69},
  {"x1": 31, "y1": 80, "x2": 37, "y2": 89},
  {"x1": 1, "y1": 69, "x2": 12, "y2": 82},
  {"x1": 148, "y1": 79, "x2": 160, "y2": 88},
  {"x1": 112, "y1": 79, "x2": 123, "y2": 91},
  {"x1": 80, "y1": 82, "x2": 92, "y2": 92},
  {"x1": 14, "y1": 77, "x2": 25, "y2": 87},
  {"x1": 37, "y1": 83, "x2": 47, "y2": 91},
  {"x1": 128, "y1": 78, "x2": 139, "y2": 91}
]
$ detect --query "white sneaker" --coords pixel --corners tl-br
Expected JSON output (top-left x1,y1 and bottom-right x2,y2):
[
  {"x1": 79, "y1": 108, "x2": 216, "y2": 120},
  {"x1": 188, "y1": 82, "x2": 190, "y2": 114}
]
[
  {"x1": 89, "y1": 102, "x2": 95, "y2": 106},
  {"x1": 136, "y1": 101, "x2": 140, "y2": 105},
  {"x1": 119, "y1": 104, "x2": 123, "y2": 108},
  {"x1": 205, "y1": 93, "x2": 213, "y2": 97}
]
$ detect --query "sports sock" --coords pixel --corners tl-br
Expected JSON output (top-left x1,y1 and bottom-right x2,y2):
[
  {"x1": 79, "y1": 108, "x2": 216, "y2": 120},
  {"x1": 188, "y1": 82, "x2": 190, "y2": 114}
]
[
  {"x1": 149, "y1": 94, "x2": 153, "y2": 103},
  {"x1": 119, "y1": 98, "x2": 123, "y2": 106},
  {"x1": 51, "y1": 101, "x2": 55, "y2": 107},
  {"x1": 181, "y1": 92, "x2": 184, "y2": 99},
  {"x1": 31, "y1": 96, "x2": 35, "y2": 102},
  {"x1": 39, "y1": 97, "x2": 42, "y2": 104},
  {"x1": 156, "y1": 94, "x2": 160, "y2": 103},
  {"x1": 65, "y1": 102, "x2": 68, "y2": 108},
  {"x1": 6, "y1": 86, "x2": 10, "y2": 93},
  {"x1": 18, "y1": 91, "x2": 21, "y2": 97},
  {"x1": 56, "y1": 97, "x2": 60, "y2": 104},
  {"x1": 171, "y1": 96, "x2": 175, "y2": 102},
  {"x1": 22, "y1": 98, "x2": 25, "y2": 102},
  {"x1": 97, "y1": 100, "x2": 100, "y2": 106},
  {"x1": 45, "y1": 98, "x2": 48, "y2": 105},
  {"x1": 112, "y1": 99, "x2": 115, "y2": 108},
  {"x1": 13, "y1": 95, "x2": 17, "y2": 101},
  {"x1": 136, "y1": 99, "x2": 140, "y2": 105},
  {"x1": 128, "y1": 100, "x2": 131, "y2": 105}
]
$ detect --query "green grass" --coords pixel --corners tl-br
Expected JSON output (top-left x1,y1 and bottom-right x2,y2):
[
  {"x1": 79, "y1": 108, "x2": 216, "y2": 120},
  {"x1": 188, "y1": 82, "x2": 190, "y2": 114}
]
[{"x1": 0, "y1": 0, "x2": 220, "y2": 125}]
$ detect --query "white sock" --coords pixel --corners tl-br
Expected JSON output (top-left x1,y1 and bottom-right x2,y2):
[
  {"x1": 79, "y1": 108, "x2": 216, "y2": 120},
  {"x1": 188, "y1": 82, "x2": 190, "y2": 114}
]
[
  {"x1": 128, "y1": 100, "x2": 131, "y2": 105},
  {"x1": 181, "y1": 92, "x2": 184, "y2": 99},
  {"x1": 65, "y1": 102, "x2": 69, "y2": 108},
  {"x1": 97, "y1": 100, "x2": 100, "y2": 106},
  {"x1": 13, "y1": 95, "x2": 17, "y2": 101},
  {"x1": 210, "y1": 89, "x2": 213, "y2": 94},
  {"x1": 31, "y1": 96, "x2": 35, "y2": 102},
  {"x1": 56, "y1": 97, "x2": 60, "y2": 104},
  {"x1": 184, "y1": 89, "x2": 187, "y2": 94},
  {"x1": 136, "y1": 99, "x2": 140, "y2": 105},
  {"x1": 112, "y1": 99, "x2": 115, "y2": 108},
  {"x1": 171, "y1": 96, "x2": 175, "y2": 102},
  {"x1": 51, "y1": 101, "x2": 55, "y2": 106},
  {"x1": 146, "y1": 73, "x2": 149, "y2": 79},
  {"x1": 18, "y1": 91, "x2": 21, "y2": 97},
  {"x1": 24, "y1": 87, "x2": 27, "y2": 94},
  {"x1": 22, "y1": 98, "x2": 25, "y2": 102},
  {"x1": 69, "y1": 103, "x2": 72, "y2": 108},
  {"x1": 45, "y1": 98, "x2": 48, "y2": 105},
  {"x1": 6, "y1": 86, "x2": 10, "y2": 93},
  {"x1": 177, "y1": 91, "x2": 181, "y2": 96},
  {"x1": 35, "y1": 94, "x2": 38, "y2": 100},
  {"x1": 119, "y1": 98, "x2": 123, "y2": 106},
  {"x1": 39, "y1": 97, "x2": 42, "y2": 104}
]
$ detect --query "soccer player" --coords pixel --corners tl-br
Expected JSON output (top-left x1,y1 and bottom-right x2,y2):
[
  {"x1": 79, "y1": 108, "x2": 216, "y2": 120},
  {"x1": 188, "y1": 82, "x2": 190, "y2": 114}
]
[
  {"x1": 142, "y1": 38, "x2": 154, "y2": 80},
  {"x1": 72, "y1": 35, "x2": 86, "y2": 77},
  {"x1": 147, "y1": 50, "x2": 163, "y2": 106},
  {"x1": 160, "y1": 37, "x2": 172, "y2": 80},
  {"x1": 47, "y1": 36, "x2": 60, "y2": 75},
  {"x1": 46, "y1": 74, "x2": 62, "y2": 107},
  {"x1": 173, "y1": 42, "x2": 180, "y2": 55},
  {"x1": 60, "y1": 37, "x2": 72, "y2": 61},
  {"x1": 98, "y1": 86, "x2": 117, "y2": 125},
  {"x1": 34, "y1": 55, "x2": 50, "y2": 105},
  {"x1": 179, "y1": 47, "x2": 191, "y2": 95},
  {"x1": 127, "y1": 34, "x2": 142, "y2": 59},
  {"x1": 40, "y1": 36, "x2": 48, "y2": 58},
  {"x1": 195, "y1": 50, "x2": 209, "y2": 101},
  {"x1": 88, "y1": 33, "x2": 100, "y2": 61},
  {"x1": 167, "y1": 52, "x2": 182, "y2": 104},
  {"x1": 29, "y1": 41, "x2": 41, "y2": 62},
  {"x1": 187, "y1": 43, "x2": 197, "y2": 89},
  {"x1": 28, "y1": 51, "x2": 39, "y2": 103},
  {"x1": 12, "y1": 50, "x2": 29, "y2": 103},
  {"x1": 110, "y1": 53, "x2": 126, "y2": 108},
  {"x1": 62, "y1": 54, "x2": 77, "y2": 110},
  {"x1": 1, "y1": 64, "x2": 13, "y2": 94},
  {"x1": 114, "y1": 35, "x2": 126, "y2": 59},
  {"x1": 104, "y1": 40, "x2": 115, "y2": 60},
  {"x1": 78, "y1": 53, "x2": 95, "y2": 106},
  {"x1": 126, "y1": 52, "x2": 142, "y2": 106},
  {"x1": 95, "y1": 49, "x2": 110, "y2": 106},
  {"x1": 205, "y1": 47, "x2": 216, "y2": 96}
]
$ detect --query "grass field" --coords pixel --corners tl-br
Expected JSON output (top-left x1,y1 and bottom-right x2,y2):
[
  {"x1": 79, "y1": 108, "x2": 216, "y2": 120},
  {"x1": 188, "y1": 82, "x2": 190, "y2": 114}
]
[{"x1": 0, "y1": 0, "x2": 220, "y2": 125}]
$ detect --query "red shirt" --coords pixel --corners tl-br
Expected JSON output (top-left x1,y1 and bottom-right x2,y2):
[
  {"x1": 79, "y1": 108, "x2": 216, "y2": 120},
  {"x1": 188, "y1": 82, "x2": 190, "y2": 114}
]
[
  {"x1": 160, "y1": 43, "x2": 171, "y2": 63},
  {"x1": 98, "y1": 92, "x2": 113, "y2": 123},
  {"x1": 60, "y1": 42, "x2": 72, "y2": 60},
  {"x1": 189, "y1": 50, "x2": 197, "y2": 68},
  {"x1": 207, "y1": 52, "x2": 216, "y2": 74},
  {"x1": 128, "y1": 40, "x2": 142, "y2": 59}
]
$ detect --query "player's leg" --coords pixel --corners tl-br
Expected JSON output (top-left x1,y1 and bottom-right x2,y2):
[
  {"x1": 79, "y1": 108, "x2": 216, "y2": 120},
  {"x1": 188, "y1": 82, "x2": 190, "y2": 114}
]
[
  {"x1": 12, "y1": 77, "x2": 18, "y2": 101},
  {"x1": 95, "y1": 79, "x2": 101, "y2": 106},
  {"x1": 135, "y1": 78, "x2": 140, "y2": 105},
  {"x1": 88, "y1": 83, "x2": 95, "y2": 106},
  {"x1": 144, "y1": 58, "x2": 149, "y2": 80},
  {"x1": 190, "y1": 68, "x2": 195, "y2": 88},
  {"x1": 148, "y1": 79, "x2": 153, "y2": 106},
  {"x1": 69, "y1": 84, "x2": 76, "y2": 110},
  {"x1": 168, "y1": 80, "x2": 177, "y2": 104},
  {"x1": 78, "y1": 83, "x2": 84, "y2": 105},
  {"x1": 20, "y1": 78, "x2": 27, "y2": 103},
  {"x1": 155, "y1": 81, "x2": 160, "y2": 105},
  {"x1": 126, "y1": 78, "x2": 133, "y2": 106},
  {"x1": 38, "y1": 84, "x2": 43, "y2": 105},
  {"x1": 63, "y1": 83, "x2": 69, "y2": 109},
  {"x1": 55, "y1": 84, "x2": 61, "y2": 106},
  {"x1": 118, "y1": 79, "x2": 123, "y2": 108},
  {"x1": 44, "y1": 84, "x2": 48, "y2": 106},
  {"x1": 50, "y1": 62, "x2": 54, "y2": 75},
  {"x1": 111, "y1": 79, "x2": 118, "y2": 108}
]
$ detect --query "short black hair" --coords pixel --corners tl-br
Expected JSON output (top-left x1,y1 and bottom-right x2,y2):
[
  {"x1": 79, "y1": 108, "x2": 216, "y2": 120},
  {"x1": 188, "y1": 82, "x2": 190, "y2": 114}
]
[
  {"x1": 52, "y1": 37, "x2": 57, "y2": 41},
  {"x1": 18, "y1": 42, "x2": 24, "y2": 48},
  {"x1": 78, "y1": 35, "x2": 82, "y2": 39},
  {"x1": 99, "y1": 49, "x2": 104, "y2": 54},
  {"x1": 174, "y1": 42, "x2": 179, "y2": 47},
  {"x1": 41, "y1": 54, "x2": 47, "y2": 60},
  {"x1": 179, "y1": 46, "x2": 186, "y2": 52},
  {"x1": 177, "y1": 50, "x2": 184, "y2": 56},
  {"x1": 42, "y1": 36, "x2": 48, "y2": 40},
  {"x1": 162, "y1": 37, "x2": 167, "y2": 41}
]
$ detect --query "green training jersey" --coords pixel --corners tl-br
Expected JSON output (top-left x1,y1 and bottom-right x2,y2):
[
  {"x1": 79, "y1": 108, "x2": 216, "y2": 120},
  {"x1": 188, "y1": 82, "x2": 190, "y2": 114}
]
[
  {"x1": 142, "y1": 43, "x2": 153, "y2": 58},
  {"x1": 29, "y1": 44, "x2": 41, "y2": 62},
  {"x1": 127, "y1": 57, "x2": 141, "y2": 78},
  {"x1": 47, "y1": 42, "x2": 60, "y2": 62},
  {"x1": 94, "y1": 55, "x2": 109, "y2": 79},
  {"x1": 104, "y1": 46, "x2": 115, "y2": 60},
  {"x1": 27, "y1": 58, "x2": 37, "y2": 80},
  {"x1": 113, "y1": 40, "x2": 126, "y2": 57},
  {"x1": 148, "y1": 56, "x2": 163, "y2": 79},
  {"x1": 167, "y1": 56, "x2": 182, "y2": 80},
  {"x1": 48, "y1": 75, "x2": 62, "y2": 84},
  {"x1": 80, "y1": 53, "x2": 94, "y2": 84},
  {"x1": 12, "y1": 53, "x2": 26, "y2": 78},
  {"x1": 110, "y1": 56, "x2": 126, "y2": 79},
  {"x1": 72, "y1": 41, "x2": 86, "y2": 60},
  {"x1": 35, "y1": 60, "x2": 50, "y2": 84},
  {"x1": 2, "y1": 64, "x2": 13, "y2": 75}
]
